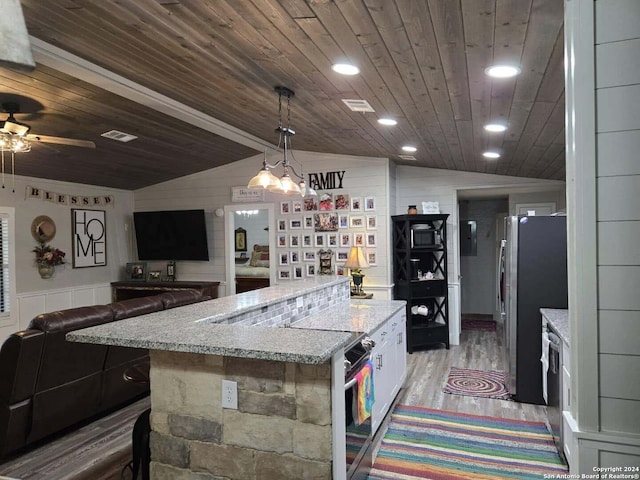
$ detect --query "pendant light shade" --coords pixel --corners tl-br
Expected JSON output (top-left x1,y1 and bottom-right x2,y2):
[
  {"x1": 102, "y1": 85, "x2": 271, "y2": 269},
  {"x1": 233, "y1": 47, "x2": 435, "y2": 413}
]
[{"x1": 247, "y1": 166, "x2": 281, "y2": 189}]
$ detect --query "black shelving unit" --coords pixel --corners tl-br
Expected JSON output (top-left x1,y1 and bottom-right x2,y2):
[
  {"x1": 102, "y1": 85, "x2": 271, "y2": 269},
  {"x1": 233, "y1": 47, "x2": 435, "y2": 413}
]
[{"x1": 392, "y1": 214, "x2": 450, "y2": 353}]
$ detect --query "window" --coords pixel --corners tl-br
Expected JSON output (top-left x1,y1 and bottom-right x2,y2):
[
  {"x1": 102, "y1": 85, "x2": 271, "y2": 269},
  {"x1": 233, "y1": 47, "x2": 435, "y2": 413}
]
[{"x1": 0, "y1": 208, "x2": 16, "y2": 328}]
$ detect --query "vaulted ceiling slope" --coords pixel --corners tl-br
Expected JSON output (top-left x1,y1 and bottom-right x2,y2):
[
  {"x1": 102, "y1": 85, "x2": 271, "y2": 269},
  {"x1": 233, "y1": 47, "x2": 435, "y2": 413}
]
[{"x1": 2, "y1": 0, "x2": 565, "y2": 190}]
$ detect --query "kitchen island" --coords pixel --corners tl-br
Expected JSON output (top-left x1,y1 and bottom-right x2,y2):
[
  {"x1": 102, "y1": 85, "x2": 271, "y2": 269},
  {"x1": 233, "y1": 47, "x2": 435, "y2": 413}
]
[{"x1": 68, "y1": 277, "x2": 406, "y2": 480}]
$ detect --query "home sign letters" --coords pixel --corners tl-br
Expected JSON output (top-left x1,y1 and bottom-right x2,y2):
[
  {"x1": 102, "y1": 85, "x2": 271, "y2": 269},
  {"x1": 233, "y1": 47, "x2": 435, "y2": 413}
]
[{"x1": 72, "y1": 209, "x2": 107, "y2": 268}]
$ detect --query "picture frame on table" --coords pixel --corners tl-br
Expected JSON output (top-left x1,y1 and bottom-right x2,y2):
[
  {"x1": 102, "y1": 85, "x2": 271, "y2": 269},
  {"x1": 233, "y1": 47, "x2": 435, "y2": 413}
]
[
  {"x1": 125, "y1": 262, "x2": 147, "y2": 281},
  {"x1": 147, "y1": 270, "x2": 162, "y2": 282}
]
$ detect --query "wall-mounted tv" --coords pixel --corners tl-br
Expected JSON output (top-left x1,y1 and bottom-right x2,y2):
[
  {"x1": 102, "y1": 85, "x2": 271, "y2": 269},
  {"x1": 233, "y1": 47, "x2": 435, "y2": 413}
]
[{"x1": 133, "y1": 209, "x2": 210, "y2": 261}]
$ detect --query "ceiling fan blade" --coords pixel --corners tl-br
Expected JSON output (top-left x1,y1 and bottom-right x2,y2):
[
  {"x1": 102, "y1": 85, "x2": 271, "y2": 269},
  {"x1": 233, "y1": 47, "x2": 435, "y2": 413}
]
[{"x1": 26, "y1": 134, "x2": 96, "y2": 149}]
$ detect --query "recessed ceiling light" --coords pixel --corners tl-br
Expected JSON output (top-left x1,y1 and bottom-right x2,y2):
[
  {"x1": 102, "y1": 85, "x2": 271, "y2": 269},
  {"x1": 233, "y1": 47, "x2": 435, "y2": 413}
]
[
  {"x1": 332, "y1": 63, "x2": 360, "y2": 75},
  {"x1": 484, "y1": 123, "x2": 508, "y2": 133},
  {"x1": 483, "y1": 151, "x2": 501, "y2": 159},
  {"x1": 402, "y1": 145, "x2": 417, "y2": 153},
  {"x1": 378, "y1": 118, "x2": 397, "y2": 126},
  {"x1": 485, "y1": 65, "x2": 521, "y2": 78}
]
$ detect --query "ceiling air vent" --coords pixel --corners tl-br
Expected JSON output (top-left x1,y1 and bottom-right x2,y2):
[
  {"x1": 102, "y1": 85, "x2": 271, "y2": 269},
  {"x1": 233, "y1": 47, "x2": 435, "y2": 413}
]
[
  {"x1": 101, "y1": 130, "x2": 138, "y2": 142},
  {"x1": 341, "y1": 99, "x2": 375, "y2": 113},
  {"x1": 398, "y1": 154, "x2": 417, "y2": 161}
]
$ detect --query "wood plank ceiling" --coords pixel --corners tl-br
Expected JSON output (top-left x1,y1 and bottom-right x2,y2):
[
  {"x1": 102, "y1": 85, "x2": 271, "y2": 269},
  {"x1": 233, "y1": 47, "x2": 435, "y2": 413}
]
[{"x1": 1, "y1": 0, "x2": 564, "y2": 190}]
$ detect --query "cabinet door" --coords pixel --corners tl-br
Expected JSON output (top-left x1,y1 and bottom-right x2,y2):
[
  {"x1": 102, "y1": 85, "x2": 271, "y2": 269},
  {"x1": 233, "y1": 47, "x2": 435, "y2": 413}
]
[
  {"x1": 371, "y1": 327, "x2": 390, "y2": 434},
  {"x1": 395, "y1": 315, "x2": 407, "y2": 390}
]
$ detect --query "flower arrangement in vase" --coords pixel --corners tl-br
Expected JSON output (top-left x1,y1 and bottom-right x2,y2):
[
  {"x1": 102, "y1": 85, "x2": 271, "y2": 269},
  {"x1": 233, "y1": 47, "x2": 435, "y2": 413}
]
[{"x1": 33, "y1": 242, "x2": 66, "y2": 278}]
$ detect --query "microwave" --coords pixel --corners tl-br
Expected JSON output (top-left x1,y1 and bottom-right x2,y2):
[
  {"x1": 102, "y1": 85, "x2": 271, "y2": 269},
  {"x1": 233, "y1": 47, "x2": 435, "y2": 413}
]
[{"x1": 411, "y1": 224, "x2": 437, "y2": 247}]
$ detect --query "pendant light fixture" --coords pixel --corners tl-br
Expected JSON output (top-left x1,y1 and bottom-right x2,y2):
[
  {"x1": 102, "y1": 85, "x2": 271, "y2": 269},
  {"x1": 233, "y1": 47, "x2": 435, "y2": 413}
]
[{"x1": 247, "y1": 86, "x2": 316, "y2": 197}]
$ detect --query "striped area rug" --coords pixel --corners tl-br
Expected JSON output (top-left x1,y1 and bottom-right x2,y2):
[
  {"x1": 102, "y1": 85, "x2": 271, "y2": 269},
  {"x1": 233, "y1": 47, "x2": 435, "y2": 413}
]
[{"x1": 368, "y1": 405, "x2": 567, "y2": 480}]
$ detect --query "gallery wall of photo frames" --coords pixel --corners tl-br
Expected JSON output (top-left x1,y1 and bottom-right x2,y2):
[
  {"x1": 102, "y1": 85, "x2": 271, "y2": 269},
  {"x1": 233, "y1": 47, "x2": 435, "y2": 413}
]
[{"x1": 275, "y1": 193, "x2": 378, "y2": 280}]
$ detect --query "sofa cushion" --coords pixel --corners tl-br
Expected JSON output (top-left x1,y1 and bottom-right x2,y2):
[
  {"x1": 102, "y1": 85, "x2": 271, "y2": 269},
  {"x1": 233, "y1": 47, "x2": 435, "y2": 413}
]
[
  {"x1": 28, "y1": 305, "x2": 115, "y2": 332},
  {"x1": 158, "y1": 289, "x2": 203, "y2": 309},
  {"x1": 110, "y1": 296, "x2": 164, "y2": 321}
]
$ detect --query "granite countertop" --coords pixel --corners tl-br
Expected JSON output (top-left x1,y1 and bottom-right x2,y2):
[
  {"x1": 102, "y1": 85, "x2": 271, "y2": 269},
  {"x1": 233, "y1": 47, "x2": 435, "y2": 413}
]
[
  {"x1": 540, "y1": 308, "x2": 569, "y2": 346},
  {"x1": 291, "y1": 300, "x2": 406, "y2": 335},
  {"x1": 67, "y1": 276, "x2": 404, "y2": 365}
]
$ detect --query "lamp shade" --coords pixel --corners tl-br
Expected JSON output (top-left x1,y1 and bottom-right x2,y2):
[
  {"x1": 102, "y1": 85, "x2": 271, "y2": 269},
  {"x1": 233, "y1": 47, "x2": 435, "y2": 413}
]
[
  {"x1": 269, "y1": 172, "x2": 301, "y2": 195},
  {"x1": 344, "y1": 246, "x2": 369, "y2": 270},
  {"x1": 248, "y1": 168, "x2": 281, "y2": 189}
]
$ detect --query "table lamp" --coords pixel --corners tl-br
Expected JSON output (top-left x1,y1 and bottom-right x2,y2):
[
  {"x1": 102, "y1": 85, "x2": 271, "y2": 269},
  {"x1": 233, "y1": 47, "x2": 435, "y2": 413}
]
[{"x1": 344, "y1": 246, "x2": 369, "y2": 297}]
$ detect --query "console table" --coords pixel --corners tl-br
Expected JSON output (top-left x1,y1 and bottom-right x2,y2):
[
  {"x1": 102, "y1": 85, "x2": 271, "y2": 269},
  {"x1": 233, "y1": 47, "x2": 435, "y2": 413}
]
[{"x1": 111, "y1": 281, "x2": 220, "y2": 302}]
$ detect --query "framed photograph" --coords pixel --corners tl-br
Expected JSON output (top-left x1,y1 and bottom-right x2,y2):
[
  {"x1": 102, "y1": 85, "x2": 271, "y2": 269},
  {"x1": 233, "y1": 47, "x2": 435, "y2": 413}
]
[
  {"x1": 314, "y1": 233, "x2": 325, "y2": 247},
  {"x1": 290, "y1": 250, "x2": 300, "y2": 263},
  {"x1": 327, "y1": 233, "x2": 338, "y2": 247},
  {"x1": 71, "y1": 209, "x2": 106, "y2": 268},
  {"x1": 292, "y1": 200, "x2": 303, "y2": 214},
  {"x1": 290, "y1": 219, "x2": 302, "y2": 229},
  {"x1": 334, "y1": 193, "x2": 350, "y2": 210},
  {"x1": 290, "y1": 234, "x2": 300, "y2": 247},
  {"x1": 166, "y1": 261, "x2": 176, "y2": 280},
  {"x1": 366, "y1": 215, "x2": 377, "y2": 230},
  {"x1": 351, "y1": 197, "x2": 362, "y2": 212},
  {"x1": 337, "y1": 250, "x2": 349, "y2": 261},
  {"x1": 350, "y1": 215, "x2": 364, "y2": 228},
  {"x1": 338, "y1": 213, "x2": 349, "y2": 229},
  {"x1": 314, "y1": 212, "x2": 339, "y2": 232},
  {"x1": 364, "y1": 196, "x2": 376, "y2": 211},
  {"x1": 306, "y1": 264, "x2": 316, "y2": 277},
  {"x1": 319, "y1": 193, "x2": 334, "y2": 211},
  {"x1": 302, "y1": 234, "x2": 312, "y2": 247},
  {"x1": 336, "y1": 265, "x2": 345, "y2": 276},
  {"x1": 304, "y1": 196, "x2": 318, "y2": 211},
  {"x1": 354, "y1": 232, "x2": 365, "y2": 247},
  {"x1": 367, "y1": 251, "x2": 377, "y2": 266},
  {"x1": 147, "y1": 270, "x2": 162, "y2": 282},
  {"x1": 304, "y1": 215, "x2": 314, "y2": 229},
  {"x1": 234, "y1": 227, "x2": 247, "y2": 252},
  {"x1": 294, "y1": 266, "x2": 304, "y2": 279},
  {"x1": 278, "y1": 268, "x2": 291, "y2": 280},
  {"x1": 277, "y1": 219, "x2": 287, "y2": 232},
  {"x1": 366, "y1": 232, "x2": 377, "y2": 247},
  {"x1": 125, "y1": 262, "x2": 147, "y2": 281},
  {"x1": 304, "y1": 251, "x2": 316, "y2": 262},
  {"x1": 280, "y1": 201, "x2": 290, "y2": 215},
  {"x1": 277, "y1": 234, "x2": 287, "y2": 248},
  {"x1": 279, "y1": 252, "x2": 289, "y2": 265},
  {"x1": 340, "y1": 233, "x2": 351, "y2": 248}
]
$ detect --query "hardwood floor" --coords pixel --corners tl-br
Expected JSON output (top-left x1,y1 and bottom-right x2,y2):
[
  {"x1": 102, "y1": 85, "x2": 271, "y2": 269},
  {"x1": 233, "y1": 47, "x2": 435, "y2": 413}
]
[
  {"x1": 0, "y1": 324, "x2": 545, "y2": 480},
  {"x1": 398, "y1": 322, "x2": 547, "y2": 423},
  {"x1": 0, "y1": 397, "x2": 150, "y2": 480}
]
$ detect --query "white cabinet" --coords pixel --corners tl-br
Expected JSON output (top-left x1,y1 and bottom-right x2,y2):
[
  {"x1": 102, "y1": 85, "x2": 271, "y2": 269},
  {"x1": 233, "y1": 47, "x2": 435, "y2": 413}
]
[{"x1": 371, "y1": 310, "x2": 407, "y2": 434}]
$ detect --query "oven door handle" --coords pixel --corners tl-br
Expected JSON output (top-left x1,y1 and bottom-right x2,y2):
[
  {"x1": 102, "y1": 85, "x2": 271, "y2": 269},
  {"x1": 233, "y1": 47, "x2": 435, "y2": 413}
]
[{"x1": 344, "y1": 353, "x2": 372, "y2": 390}]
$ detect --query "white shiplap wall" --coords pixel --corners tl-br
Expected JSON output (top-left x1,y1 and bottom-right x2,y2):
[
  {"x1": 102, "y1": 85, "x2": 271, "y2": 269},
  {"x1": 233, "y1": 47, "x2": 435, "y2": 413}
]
[
  {"x1": 134, "y1": 152, "x2": 392, "y2": 298},
  {"x1": 395, "y1": 165, "x2": 565, "y2": 346},
  {"x1": 594, "y1": 0, "x2": 640, "y2": 436}
]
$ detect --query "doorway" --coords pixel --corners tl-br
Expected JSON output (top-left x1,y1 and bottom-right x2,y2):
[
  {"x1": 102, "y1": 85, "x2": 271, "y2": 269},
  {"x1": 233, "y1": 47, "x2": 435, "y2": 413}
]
[
  {"x1": 224, "y1": 203, "x2": 276, "y2": 295},
  {"x1": 459, "y1": 198, "x2": 508, "y2": 323}
]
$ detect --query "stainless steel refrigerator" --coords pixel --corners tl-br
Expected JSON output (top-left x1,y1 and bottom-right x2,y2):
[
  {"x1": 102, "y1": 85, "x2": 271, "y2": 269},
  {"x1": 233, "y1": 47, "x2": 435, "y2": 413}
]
[{"x1": 499, "y1": 215, "x2": 567, "y2": 405}]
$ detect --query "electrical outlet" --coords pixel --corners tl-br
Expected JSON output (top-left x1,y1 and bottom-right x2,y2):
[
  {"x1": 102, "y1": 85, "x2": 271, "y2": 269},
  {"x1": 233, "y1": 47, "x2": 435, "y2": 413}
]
[{"x1": 222, "y1": 379, "x2": 238, "y2": 409}]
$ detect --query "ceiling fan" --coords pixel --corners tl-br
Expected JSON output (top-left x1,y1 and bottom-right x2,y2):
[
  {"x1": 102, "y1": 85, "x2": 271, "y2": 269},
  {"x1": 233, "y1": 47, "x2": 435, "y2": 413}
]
[{"x1": 0, "y1": 101, "x2": 96, "y2": 151}]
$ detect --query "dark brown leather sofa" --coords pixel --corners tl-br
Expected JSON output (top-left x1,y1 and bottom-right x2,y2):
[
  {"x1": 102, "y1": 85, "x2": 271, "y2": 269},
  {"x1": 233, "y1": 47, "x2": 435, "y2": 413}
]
[{"x1": 0, "y1": 289, "x2": 208, "y2": 458}]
